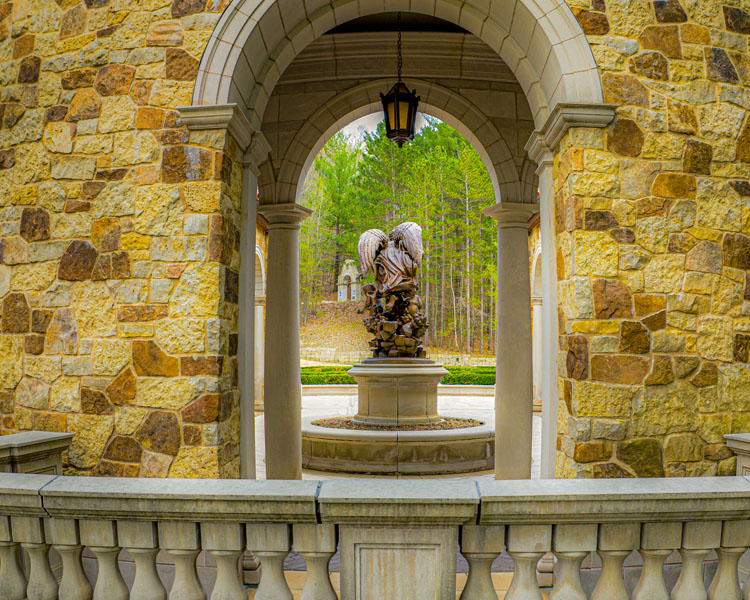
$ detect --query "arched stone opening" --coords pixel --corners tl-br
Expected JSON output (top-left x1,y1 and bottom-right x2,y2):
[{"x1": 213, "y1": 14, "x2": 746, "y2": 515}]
[
  {"x1": 268, "y1": 79, "x2": 525, "y2": 207},
  {"x1": 183, "y1": 0, "x2": 611, "y2": 480},
  {"x1": 194, "y1": 0, "x2": 603, "y2": 131}
]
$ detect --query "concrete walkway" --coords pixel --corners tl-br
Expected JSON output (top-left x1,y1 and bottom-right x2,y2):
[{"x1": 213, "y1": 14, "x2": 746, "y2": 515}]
[{"x1": 254, "y1": 392, "x2": 542, "y2": 480}]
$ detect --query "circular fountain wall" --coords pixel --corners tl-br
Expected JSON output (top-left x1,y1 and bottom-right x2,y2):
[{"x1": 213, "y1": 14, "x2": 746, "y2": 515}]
[{"x1": 301, "y1": 358, "x2": 495, "y2": 475}]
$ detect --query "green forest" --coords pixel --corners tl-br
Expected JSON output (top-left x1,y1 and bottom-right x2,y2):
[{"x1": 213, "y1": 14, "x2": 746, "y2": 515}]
[{"x1": 299, "y1": 118, "x2": 498, "y2": 354}]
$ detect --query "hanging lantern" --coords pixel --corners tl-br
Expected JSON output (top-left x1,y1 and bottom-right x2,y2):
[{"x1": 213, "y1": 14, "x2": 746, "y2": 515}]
[{"x1": 381, "y1": 13, "x2": 420, "y2": 147}]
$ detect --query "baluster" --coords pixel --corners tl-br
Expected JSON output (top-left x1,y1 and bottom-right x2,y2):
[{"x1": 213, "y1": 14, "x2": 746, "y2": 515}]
[
  {"x1": 592, "y1": 523, "x2": 639, "y2": 600},
  {"x1": 672, "y1": 521, "x2": 722, "y2": 600},
  {"x1": 12, "y1": 516, "x2": 58, "y2": 600},
  {"x1": 45, "y1": 518, "x2": 92, "y2": 600},
  {"x1": 293, "y1": 524, "x2": 338, "y2": 600},
  {"x1": 79, "y1": 519, "x2": 128, "y2": 600},
  {"x1": 550, "y1": 524, "x2": 596, "y2": 600},
  {"x1": 459, "y1": 525, "x2": 505, "y2": 600},
  {"x1": 632, "y1": 522, "x2": 681, "y2": 600},
  {"x1": 247, "y1": 523, "x2": 293, "y2": 600},
  {"x1": 201, "y1": 523, "x2": 246, "y2": 600},
  {"x1": 159, "y1": 522, "x2": 206, "y2": 600},
  {"x1": 708, "y1": 521, "x2": 750, "y2": 600},
  {"x1": 0, "y1": 515, "x2": 26, "y2": 600},
  {"x1": 505, "y1": 524, "x2": 551, "y2": 600},
  {"x1": 709, "y1": 548, "x2": 744, "y2": 600},
  {"x1": 118, "y1": 521, "x2": 167, "y2": 600}
]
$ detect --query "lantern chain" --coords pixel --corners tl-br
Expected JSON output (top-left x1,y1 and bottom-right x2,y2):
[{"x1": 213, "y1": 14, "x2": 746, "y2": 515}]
[{"x1": 397, "y1": 12, "x2": 403, "y2": 81}]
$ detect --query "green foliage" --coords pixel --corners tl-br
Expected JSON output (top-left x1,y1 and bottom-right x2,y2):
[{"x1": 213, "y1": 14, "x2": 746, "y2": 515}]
[
  {"x1": 300, "y1": 366, "x2": 496, "y2": 385},
  {"x1": 299, "y1": 117, "x2": 498, "y2": 354}
]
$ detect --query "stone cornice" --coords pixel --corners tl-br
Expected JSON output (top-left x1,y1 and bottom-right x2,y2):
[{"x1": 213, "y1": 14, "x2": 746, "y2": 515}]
[
  {"x1": 484, "y1": 201, "x2": 539, "y2": 228},
  {"x1": 178, "y1": 103, "x2": 255, "y2": 151},
  {"x1": 259, "y1": 203, "x2": 313, "y2": 229},
  {"x1": 244, "y1": 132, "x2": 271, "y2": 176},
  {"x1": 524, "y1": 131, "x2": 552, "y2": 170},
  {"x1": 526, "y1": 103, "x2": 617, "y2": 162}
]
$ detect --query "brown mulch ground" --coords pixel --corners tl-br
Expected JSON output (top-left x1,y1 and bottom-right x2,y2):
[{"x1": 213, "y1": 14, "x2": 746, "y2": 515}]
[{"x1": 310, "y1": 417, "x2": 484, "y2": 431}]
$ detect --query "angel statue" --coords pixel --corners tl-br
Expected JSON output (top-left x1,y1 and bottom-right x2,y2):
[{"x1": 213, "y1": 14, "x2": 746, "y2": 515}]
[{"x1": 357, "y1": 222, "x2": 429, "y2": 359}]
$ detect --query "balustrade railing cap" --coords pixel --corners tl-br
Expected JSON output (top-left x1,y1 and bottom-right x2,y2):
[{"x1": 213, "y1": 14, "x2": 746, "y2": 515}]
[
  {"x1": 478, "y1": 477, "x2": 750, "y2": 525},
  {"x1": 40, "y1": 477, "x2": 320, "y2": 523},
  {"x1": 318, "y1": 479, "x2": 479, "y2": 526},
  {"x1": 0, "y1": 431, "x2": 74, "y2": 449},
  {"x1": 0, "y1": 473, "x2": 57, "y2": 516}
]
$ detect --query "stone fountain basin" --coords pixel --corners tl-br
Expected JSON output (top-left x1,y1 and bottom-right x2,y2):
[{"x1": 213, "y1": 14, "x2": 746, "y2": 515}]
[{"x1": 301, "y1": 412, "x2": 495, "y2": 475}]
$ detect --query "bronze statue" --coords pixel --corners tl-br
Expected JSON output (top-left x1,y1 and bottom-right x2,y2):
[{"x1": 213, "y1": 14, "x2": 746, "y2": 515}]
[{"x1": 357, "y1": 222, "x2": 428, "y2": 358}]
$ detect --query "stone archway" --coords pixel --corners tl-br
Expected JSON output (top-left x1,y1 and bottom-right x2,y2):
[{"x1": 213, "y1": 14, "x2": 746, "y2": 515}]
[
  {"x1": 182, "y1": 0, "x2": 611, "y2": 480},
  {"x1": 194, "y1": 0, "x2": 603, "y2": 131},
  {"x1": 271, "y1": 78, "x2": 524, "y2": 206}
]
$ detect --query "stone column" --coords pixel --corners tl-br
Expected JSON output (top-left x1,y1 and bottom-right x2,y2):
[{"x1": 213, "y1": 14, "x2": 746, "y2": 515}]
[
  {"x1": 535, "y1": 155, "x2": 559, "y2": 479},
  {"x1": 259, "y1": 203, "x2": 312, "y2": 480},
  {"x1": 238, "y1": 163, "x2": 258, "y2": 480},
  {"x1": 485, "y1": 202, "x2": 538, "y2": 480},
  {"x1": 254, "y1": 295, "x2": 265, "y2": 410},
  {"x1": 531, "y1": 296, "x2": 543, "y2": 406}
]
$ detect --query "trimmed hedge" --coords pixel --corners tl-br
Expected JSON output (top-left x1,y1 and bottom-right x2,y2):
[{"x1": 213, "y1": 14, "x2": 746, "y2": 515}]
[{"x1": 301, "y1": 365, "x2": 495, "y2": 385}]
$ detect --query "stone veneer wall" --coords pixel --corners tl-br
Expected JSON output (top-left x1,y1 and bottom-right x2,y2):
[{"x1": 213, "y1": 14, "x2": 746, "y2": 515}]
[
  {"x1": 555, "y1": 0, "x2": 750, "y2": 477},
  {"x1": 0, "y1": 0, "x2": 247, "y2": 477},
  {"x1": 1, "y1": 0, "x2": 750, "y2": 479}
]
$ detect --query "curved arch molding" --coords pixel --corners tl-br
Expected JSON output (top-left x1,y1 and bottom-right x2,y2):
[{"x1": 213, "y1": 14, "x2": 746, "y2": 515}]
[{"x1": 193, "y1": 0, "x2": 603, "y2": 130}]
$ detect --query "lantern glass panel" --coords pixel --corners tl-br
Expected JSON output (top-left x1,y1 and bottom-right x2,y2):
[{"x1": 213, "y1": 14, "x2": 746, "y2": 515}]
[{"x1": 399, "y1": 100, "x2": 409, "y2": 129}]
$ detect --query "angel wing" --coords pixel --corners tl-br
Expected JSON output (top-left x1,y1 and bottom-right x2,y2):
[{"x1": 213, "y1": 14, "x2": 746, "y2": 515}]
[
  {"x1": 390, "y1": 222, "x2": 423, "y2": 267},
  {"x1": 358, "y1": 229, "x2": 387, "y2": 277}
]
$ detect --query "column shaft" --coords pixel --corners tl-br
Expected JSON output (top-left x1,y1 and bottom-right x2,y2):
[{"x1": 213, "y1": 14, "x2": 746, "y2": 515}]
[
  {"x1": 260, "y1": 203, "x2": 311, "y2": 480},
  {"x1": 254, "y1": 300, "x2": 265, "y2": 410},
  {"x1": 537, "y1": 162, "x2": 559, "y2": 479},
  {"x1": 238, "y1": 165, "x2": 258, "y2": 479},
  {"x1": 486, "y1": 202, "x2": 537, "y2": 480},
  {"x1": 531, "y1": 297, "x2": 543, "y2": 404}
]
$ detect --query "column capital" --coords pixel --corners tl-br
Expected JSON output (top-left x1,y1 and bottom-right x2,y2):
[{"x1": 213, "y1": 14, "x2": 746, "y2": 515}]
[
  {"x1": 484, "y1": 202, "x2": 539, "y2": 229},
  {"x1": 259, "y1": 203, "x2": 312, "y2": 229},
  {"x1": 243, "y1": 132, "x2": 271, "y2": 176},
  {"x1": 177, "y1": 103, "x2": 256, "y2": 150},
  {"x1": 524, "y1": 132, "x2": 553, "y2": 175}
]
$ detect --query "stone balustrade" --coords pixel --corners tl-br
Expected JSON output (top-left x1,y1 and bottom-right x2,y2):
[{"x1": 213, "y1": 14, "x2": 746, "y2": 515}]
[
  {"x1": 2, "y1": 474, "x2": 750, "y2": 599},
  {"x1": 0, "y1": 432, "x2": 73, "y2": 475}
]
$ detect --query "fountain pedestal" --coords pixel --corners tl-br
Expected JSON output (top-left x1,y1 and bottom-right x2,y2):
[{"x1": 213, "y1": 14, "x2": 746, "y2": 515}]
[{"x1": 350, "y1": 358, "x2": 447, "y2": 425}]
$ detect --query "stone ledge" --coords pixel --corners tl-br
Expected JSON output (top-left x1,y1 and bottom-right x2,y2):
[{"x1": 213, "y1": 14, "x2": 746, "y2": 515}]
[
  {"x1": 478, "y1": 477, "x2": 750, "y2": 524},
  {"x1": 2, "y1": 473, "x2": 750, "y2": 528},
  {"x1": 0, "y1": 431, "x2": 73, "y2": 475},
  {"x1": 0, "y1": 473, "x2": 58, "y2": 517},
  {"x1": 317, "y1": 479, "x2": 480, "y2": 526},
  {"x1": 40, "y1": 477, "x2": 320, "y2": 523}
]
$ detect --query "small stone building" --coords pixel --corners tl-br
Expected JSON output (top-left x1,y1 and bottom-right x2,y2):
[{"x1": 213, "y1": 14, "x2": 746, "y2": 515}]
[
  {"x1": 0, "y1": 0, "x2": 748, "y2": 480},
  {"x1": 337, "y1": 259, "x2": 361, "y2": 302}
]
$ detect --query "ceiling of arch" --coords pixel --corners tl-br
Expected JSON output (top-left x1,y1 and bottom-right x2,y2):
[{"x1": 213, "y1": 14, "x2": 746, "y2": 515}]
[{"x1": 258, "y1": 30, "x2": 537, "y2": 204}]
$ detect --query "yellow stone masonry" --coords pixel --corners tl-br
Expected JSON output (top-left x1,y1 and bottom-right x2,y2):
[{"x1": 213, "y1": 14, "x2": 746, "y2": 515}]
[{"x1": 0, "y1": 0, "x2": 748, "y2": 480}]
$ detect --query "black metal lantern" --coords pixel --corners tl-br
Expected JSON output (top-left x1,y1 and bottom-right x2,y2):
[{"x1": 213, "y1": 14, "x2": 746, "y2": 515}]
[{"x1": 381, "y1": 13, "x2": 420, "y2": 147}]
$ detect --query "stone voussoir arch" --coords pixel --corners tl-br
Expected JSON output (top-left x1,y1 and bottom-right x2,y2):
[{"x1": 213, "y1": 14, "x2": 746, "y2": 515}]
[
  {"x1": 264, "y1": 78, "x2": 523, "y2": 206},
  {"x1": 195, "y1": 0, "x2": 603, "y2": 131}
]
